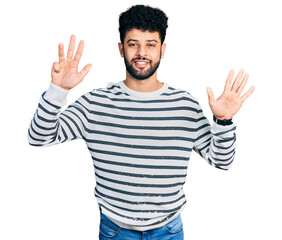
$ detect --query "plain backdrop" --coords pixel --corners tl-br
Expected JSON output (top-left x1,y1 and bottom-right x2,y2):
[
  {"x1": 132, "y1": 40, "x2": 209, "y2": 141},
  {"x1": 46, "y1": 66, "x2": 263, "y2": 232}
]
[{"x1": 1, "y1": 0, "x2": 281, "y2": 239}]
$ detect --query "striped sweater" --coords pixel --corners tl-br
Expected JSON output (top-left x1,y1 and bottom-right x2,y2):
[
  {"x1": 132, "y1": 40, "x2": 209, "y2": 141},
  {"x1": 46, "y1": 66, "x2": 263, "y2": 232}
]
[{"x1": 28, "y1": 80, "x2": 236, "y2": 231}]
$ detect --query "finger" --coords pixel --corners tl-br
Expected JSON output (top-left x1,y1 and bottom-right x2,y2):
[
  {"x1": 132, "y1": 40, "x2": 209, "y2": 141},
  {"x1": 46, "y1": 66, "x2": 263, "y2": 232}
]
[
  {"x1": 241, "y1": 86, "x2": 255, "y2": 102},
  {"x1": 207, "y1": 87, "x2": 216, "y2": 106},
  {"x1": 58, "y1": 43, "x2": 65, "y2": 62},
  {"x1": 66, "y1": 34, "x2": 76, "y2": 60},
  {"x1": 74, "y1": 40, "x2": 84, "y2": 63},
  {"x1": 231, "y1": 69, "x2": 245, "y2": 92},
  {"x1": 52, "y1": 61, "x2": 60, "y2": 73},
  {"x1": 224, "y1": 69, "x2": 235, "y2": 91},
  {"x1": 237, "y1": 73, "x2": 249, "y2": 95},
  {"x1": 79, "y1": 64, "x2": 92, "y2": 80}
]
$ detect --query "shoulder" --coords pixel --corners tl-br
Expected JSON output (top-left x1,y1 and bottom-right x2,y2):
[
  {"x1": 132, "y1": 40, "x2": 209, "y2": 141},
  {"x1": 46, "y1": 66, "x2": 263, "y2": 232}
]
[
  {"x1": 166, "y1": 83, "x2": 200, "y2": 107},
  {"x1": 82, "y1": 81, "x2": 125, "y2": 100}
]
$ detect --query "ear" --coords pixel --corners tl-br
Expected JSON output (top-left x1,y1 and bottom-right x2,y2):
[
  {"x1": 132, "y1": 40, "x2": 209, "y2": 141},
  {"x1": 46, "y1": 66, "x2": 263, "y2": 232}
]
[
  {"x1": 118, "y1": 42, "x2": 124, "y2": 57},
  {"x1": 161, "y1": 43, "x2": 166, "y2": 59}
]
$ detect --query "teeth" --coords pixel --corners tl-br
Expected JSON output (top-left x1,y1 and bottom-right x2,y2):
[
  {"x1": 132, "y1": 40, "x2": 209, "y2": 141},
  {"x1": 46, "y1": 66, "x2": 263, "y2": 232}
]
[{"x1": 136, "y1": 61, "x2": 147, "y2": 64}]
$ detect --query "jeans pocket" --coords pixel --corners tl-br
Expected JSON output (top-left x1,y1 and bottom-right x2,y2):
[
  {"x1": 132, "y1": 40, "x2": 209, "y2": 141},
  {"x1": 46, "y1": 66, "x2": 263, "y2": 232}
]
[
  {"x1": 99, "y1": 217, "x2": 120, "y2": 238},
  {"x1": 163, "y1": 214, "x2": 183, "y2": 234}
]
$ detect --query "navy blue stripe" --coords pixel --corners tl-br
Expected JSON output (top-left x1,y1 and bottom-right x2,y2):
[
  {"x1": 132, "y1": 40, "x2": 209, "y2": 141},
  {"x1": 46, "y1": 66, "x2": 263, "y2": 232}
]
[
  {"x1": 90, "y1": 149, "x2": 189, "y2": 161},
  {"x1": 62, "y1": 110, "x2": 85, "y2": 139},
  {"x1": 28, "y1": 129, "x2": 46, "y2": 142},
  {"x1": 30, "y1": 121, "x2": 56, "y2": 137},
  {"x1": 95, "y1": 187, "x2": 185, "y2": 206},
  {"x1": 38, "y1": 103, "x2": 58, "y2": 116},
  {"x1": 89, "y1": 91, "x2": 198, "y2": 104},
  {"x1": 81, "y1": 95, "x2": 198, "y2": 113},
  {"x1": 195, "y1": 130, "x2": 211, "y2": 142},
  {"x1": 33, "y1": 112, "x2": 57, "y2": 131},
  {"x1": 98, "y1": 202, "x2": 177, "y2": 224},
  {"x1": 217, "y1": 135, "x2": 236, "y2": 143},
  {"x1": 211, "y1": 148, "x2": 235, "y2": 156},
  {"x1": 42, "y1": 92, "x2": 60, "y2": 109},
  {"x1": 60, "y1": 116, "x2": 77, "y2": 139},
  {"x1": 212, "y1": 138, "x2": 235, "y2": 149},
  {"x1": 87, "y1": 118, "x2": 195, "y2": 132},
  {"x1": 92, "y1": 156, "x2": 188, "y2": 169},
  {"x1": 97, "y1": 181, "x2": 180, "y2": 197},
  {"x1": 211, "y1": 154, "x2": 235, "y2": 167},
  {"x1": 86, "y1": 138, "x2": 191, "y2": 152},
  {"x1": 36, "y1": 113, "x2": 57, "y2": 123},
  {"x1": 209, "y1": 151, "x2": 235, "y2": 162},
  {"x1": 75, "y1": 101, "x2": 197, "y2": 122},
  {"x1": 94, "y1": 164, "x2": 187, "y2": 179},
  {"x1": 197, "y1": 139, "x2": 211, "y2": 154},
  {"x1": 196, "y1": 123, "x2": 210, "y2": 132},
  {"x1": 213, "y1": 126, "x2": 237, "y2": 136},
  {"x1": 88, "y1": 129, "x2": 194, "y2": 141},
  {"x1": 98, "y1": 197, "x2": 186, "y2": 214},
  {"x1": 95, "y1": 172, "x2": 184, "y2": 188}
]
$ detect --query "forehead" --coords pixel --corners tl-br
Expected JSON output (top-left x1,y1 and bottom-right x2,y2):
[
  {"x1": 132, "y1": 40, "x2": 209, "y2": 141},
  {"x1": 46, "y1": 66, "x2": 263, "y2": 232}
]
[{"x1": 124, "y1": 28, "x2": 161, "y2": 43}]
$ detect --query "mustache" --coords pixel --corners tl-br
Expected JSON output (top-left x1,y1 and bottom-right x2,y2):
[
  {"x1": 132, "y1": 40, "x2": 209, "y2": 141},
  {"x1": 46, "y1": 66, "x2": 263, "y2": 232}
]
[{"x1": 131, "y1": 57, "x2": 152, "y2": 63}]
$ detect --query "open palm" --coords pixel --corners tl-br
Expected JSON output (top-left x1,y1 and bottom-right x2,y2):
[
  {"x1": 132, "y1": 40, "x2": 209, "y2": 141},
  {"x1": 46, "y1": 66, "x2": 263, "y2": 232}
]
[
  {"x1": 207, "y1": 69, "x2": 255, "y2": 120},
  {"x1": 51, "y1": 35, "x2": 92, "y2": 90}
]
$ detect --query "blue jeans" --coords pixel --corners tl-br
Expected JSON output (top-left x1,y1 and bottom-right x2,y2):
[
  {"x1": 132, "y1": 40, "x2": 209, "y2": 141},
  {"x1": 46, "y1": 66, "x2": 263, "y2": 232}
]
[{"x1": 99, "y1": 212, "x2": 184, "y2": 240}]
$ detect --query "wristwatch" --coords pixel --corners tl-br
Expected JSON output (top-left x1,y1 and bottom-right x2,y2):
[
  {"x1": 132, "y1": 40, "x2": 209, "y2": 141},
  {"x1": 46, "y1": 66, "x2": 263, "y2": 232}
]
[{"x1": 213, "y1": 115, "x2": 233, "y2": 126}]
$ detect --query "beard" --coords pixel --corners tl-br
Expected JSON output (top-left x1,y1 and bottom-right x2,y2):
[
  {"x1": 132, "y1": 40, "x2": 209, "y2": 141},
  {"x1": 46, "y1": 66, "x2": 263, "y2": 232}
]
[{"x1": 123, "y1": 50, "x2": 161, "y2": 80}]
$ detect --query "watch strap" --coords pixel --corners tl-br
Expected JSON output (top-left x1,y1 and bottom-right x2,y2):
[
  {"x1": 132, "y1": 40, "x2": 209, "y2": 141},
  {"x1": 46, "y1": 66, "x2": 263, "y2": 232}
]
[{"x1": 213, "y1": 115, "x2": 233, "y2": 126}]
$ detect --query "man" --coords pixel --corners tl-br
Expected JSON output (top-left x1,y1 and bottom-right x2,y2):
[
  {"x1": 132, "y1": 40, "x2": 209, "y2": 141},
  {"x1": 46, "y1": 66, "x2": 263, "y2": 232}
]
[{"x1": 28, "y1": 5, "x2": 255, "y2": 240}]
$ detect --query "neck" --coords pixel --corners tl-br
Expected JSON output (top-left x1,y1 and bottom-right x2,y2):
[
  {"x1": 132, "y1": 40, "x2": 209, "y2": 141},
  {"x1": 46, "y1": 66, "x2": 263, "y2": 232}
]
[{"x1": 123, "y1": 72, "x2": 163, "y2": 92}]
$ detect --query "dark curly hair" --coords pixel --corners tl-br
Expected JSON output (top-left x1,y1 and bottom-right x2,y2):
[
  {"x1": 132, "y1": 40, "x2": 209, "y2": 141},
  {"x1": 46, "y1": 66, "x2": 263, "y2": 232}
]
[{"x1": 119, "y1": 5, "x2": 168, "y2": 45}]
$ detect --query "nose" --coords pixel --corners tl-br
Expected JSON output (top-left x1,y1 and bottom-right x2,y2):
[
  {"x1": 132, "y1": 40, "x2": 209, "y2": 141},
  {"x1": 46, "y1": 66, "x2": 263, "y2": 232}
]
[{"x1": 136, "y1": 45, "x2": 147, "y2": 57}]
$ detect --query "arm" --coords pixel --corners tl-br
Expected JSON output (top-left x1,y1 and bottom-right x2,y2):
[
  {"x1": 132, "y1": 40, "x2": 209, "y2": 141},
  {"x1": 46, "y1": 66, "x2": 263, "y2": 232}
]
[
  {"x1": 28, "y1": 35, "x2": 92, "y2": 147},
  {"x1": 193, "y1": 105, "x2": 236, "y2": 170},
  {"x1": 28, "y1": 83, "x2": 89, "y2": 146},
  {"x1": 193, "y1": 69, "x2": 255, "y2": 170}
]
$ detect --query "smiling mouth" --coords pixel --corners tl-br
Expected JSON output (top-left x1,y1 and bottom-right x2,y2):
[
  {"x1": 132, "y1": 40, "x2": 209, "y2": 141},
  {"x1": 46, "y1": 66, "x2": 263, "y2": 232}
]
[{"x1": 133, "y1": 59, "x2": 150, "y2": 68}]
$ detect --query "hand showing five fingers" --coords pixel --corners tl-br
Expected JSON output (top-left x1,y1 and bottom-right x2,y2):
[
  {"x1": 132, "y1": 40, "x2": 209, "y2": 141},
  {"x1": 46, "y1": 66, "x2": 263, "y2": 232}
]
[
  {"x1": 51, "y1": 35, "x2": 92, "y2": 90},
  {"x1": 207, "y1": 69, "x2": 255, "y2": 120}
]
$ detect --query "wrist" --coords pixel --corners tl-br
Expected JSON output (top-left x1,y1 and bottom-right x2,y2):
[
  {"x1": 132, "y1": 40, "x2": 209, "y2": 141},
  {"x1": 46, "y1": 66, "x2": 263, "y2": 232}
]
[
  {"x1": 44, "y1": 82, "x2": 69, "y2": 107},
  {"x1": 213, "y1": 115, "x2": 233, "y2": 126},
  {"x1": 51, "y1": 81, "x2": 71, "y2": 91}
]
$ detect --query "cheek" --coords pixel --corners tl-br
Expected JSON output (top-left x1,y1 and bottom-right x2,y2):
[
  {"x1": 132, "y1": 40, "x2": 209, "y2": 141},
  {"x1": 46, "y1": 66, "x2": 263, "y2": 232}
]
[
  {"x1": 152, "y1": 50, "x2": 162, "y2": 61},
  {"x1": 123, "y1": 49, "x2": 135, "y2": 60}
]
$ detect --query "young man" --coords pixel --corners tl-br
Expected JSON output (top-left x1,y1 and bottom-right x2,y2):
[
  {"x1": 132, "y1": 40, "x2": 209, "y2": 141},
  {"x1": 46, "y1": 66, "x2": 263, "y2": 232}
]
[{"x1": 28, "y1": 5, "x2": 255, "y2": 240}]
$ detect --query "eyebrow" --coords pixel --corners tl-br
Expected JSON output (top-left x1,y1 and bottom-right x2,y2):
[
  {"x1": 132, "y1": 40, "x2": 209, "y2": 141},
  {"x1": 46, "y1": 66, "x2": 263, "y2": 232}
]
[{"x1": 126, "y1": 39, "x2": 158, "y2": 43}]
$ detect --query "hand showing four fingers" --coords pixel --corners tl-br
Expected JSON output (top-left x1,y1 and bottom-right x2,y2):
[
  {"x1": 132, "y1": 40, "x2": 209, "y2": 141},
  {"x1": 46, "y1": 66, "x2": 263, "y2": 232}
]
[
  {"x1": 51, "y1": 35, "x2": 92, "y2": 90},
  {"x1": 207, "y1": 69, "x2": 255, "y2": 120}
]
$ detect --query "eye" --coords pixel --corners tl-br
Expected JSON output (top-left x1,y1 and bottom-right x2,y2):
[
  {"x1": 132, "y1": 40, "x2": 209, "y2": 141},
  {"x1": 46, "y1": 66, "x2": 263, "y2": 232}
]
[
  {"x1": 147, "y1": 44, "x2": 155, "y2": 47},
  {"x1": 128, "y1": 43, "x2": 136, "y2": 47}
]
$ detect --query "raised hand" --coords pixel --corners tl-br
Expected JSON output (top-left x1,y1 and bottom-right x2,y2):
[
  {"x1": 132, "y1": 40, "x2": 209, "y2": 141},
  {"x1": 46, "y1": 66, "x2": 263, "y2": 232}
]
[
  {"x1": 206, "y1": 69, "x2": 255, "y2": 120},
  {"x1": 51, "y1": 35, "x2": 92, "y2": 90}
]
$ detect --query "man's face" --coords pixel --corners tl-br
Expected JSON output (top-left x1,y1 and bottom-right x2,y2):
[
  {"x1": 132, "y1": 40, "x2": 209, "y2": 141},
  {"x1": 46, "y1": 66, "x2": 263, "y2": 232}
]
[{"x1": 118, "y1": 29, "x2": 166, "y2": 80}]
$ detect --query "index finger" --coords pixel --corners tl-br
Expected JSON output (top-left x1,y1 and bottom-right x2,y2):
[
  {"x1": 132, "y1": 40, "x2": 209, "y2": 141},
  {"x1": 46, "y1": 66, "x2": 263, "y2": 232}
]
[
  {"x1": 224, "y1": 69, "x2": 235, "y2": 91},
  {"x1": 231, "y1": 69, "x2": 245, "y2": 92},
  {"x1": 74, "y1": 40, "x2": 85, "y2": 63},
  {"x1": 66, "y1": 35, "x2": 76, "y2": 60}
]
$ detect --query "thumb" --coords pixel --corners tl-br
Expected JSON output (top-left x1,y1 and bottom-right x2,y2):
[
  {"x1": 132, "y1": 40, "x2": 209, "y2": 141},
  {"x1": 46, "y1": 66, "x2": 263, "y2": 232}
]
[
  {"x1": 52, "y1": 61, "x2": 60, "y2": 73},
  {"x1": 206, "y1": 87, "x2": 215, "y2": 106}
]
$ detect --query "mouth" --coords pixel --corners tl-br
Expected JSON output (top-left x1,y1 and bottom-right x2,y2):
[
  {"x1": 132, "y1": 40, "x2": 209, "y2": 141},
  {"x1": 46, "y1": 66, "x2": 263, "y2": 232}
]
[{"x1": 132, "y1": 59, "x2": 150, "y2": 69}]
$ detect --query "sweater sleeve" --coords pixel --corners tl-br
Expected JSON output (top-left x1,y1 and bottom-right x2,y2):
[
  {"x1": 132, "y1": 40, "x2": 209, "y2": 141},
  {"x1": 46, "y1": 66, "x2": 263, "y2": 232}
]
[
  {"x1": 193, "y1": 102, "x2": 236, "y2": 170},
  {"x1": 27, "y1": 83, "x2": 88, "y2": 147}
]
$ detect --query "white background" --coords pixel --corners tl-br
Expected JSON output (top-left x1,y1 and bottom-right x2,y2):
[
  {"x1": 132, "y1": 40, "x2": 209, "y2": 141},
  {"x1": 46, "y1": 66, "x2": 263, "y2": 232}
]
[{"x1": 1, "y1": 0, "x2": 281, "y2": 239}]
